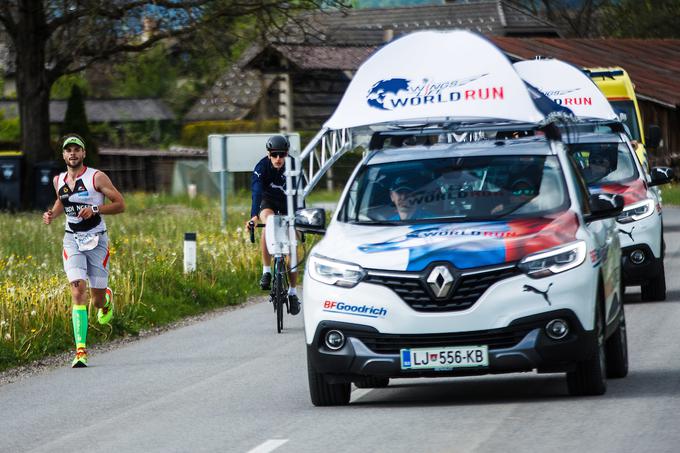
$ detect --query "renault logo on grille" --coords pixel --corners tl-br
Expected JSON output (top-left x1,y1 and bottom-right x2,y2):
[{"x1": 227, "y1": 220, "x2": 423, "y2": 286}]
[{"x1": 427, "y1": 265, "x2": 455, "y2": 299}]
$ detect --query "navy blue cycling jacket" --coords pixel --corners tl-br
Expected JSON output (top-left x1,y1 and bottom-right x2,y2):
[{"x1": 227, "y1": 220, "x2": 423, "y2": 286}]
[{"x1": 250, "y1": 156, "x2": 287, "y2": 217}]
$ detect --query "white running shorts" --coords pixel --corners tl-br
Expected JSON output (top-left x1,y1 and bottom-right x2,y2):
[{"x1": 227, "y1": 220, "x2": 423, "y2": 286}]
[{"x1": 62, "y1": 232, "x2": 110, "y2": 289}]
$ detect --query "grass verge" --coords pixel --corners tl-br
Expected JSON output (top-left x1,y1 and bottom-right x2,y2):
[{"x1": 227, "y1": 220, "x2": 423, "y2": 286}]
[{"x1": 0, "y1": 192, "x2": 332, "y2": 371}]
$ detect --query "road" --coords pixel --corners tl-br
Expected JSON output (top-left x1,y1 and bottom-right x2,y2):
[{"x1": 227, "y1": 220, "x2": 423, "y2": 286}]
[{"x1": 2, "y1": 209, "x2": 680, "y2": 453}]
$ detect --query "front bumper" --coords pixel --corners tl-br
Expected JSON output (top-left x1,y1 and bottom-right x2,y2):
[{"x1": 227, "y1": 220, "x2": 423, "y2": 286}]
[
  {"x1": 308, "y1": 310, "x2": 596, "y2": 383},
  {"x1": 621, "y1": 244, "x2": 663, "y2": 285}
]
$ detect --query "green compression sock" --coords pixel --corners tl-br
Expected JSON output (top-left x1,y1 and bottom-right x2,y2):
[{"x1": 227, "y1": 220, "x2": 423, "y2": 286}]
[{"x1": 72, "y1": 305, "x2": 88, "y2": 349}]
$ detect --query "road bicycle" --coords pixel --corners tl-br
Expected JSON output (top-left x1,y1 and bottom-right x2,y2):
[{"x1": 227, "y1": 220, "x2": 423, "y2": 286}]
[{"x1": 249, "y1": 216, "x2": 292, "y2": 333}]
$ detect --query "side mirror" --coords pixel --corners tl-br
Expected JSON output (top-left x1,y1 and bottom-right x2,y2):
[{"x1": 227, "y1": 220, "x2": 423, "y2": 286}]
[
  {"x1": 649, "y1": 167, "x2": 675, "y2": 187},
  {"x1": 295, "y1": 208, "x2": 326, "y2": 234},
  {"x1": 584, "y1": 193, "x2": 624, "y2": 222},
  {"x1": 646, "y1": 124, "x2": 661, "y2": 149}
]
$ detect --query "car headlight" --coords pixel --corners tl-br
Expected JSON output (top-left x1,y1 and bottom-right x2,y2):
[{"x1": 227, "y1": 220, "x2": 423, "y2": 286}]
[
  {"x1": 308, "y1": 254, "x2": 366, "y2": 288},
  {"x1": 518, "y1": 241, "x2": 587, "y2": 278},
  {"x1": 616, "y1": 198, "x2": 655, "y2": 224}
]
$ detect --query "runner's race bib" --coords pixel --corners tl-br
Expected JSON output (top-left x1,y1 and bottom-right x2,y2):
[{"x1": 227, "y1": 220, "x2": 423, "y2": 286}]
[{"x1": 73, "y1": 232, "x2": 99, "y2": 251}]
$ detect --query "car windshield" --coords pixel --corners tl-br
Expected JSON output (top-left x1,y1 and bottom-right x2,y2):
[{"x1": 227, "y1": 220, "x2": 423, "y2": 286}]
[
  {"x1": 610, "y1": 100, "x2": 641, "y2": 142},
  {"x1": 340, "y1": 155, "x2": 569, "y2": 224},
  {"x1": 568, "y1": 142, "x2": 638, "y2": 185}
]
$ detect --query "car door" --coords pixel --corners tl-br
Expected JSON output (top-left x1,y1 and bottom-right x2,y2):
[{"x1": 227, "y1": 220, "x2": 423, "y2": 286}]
[{"x1": 564, "y1": 151, "x2": 622, "y2": 325}]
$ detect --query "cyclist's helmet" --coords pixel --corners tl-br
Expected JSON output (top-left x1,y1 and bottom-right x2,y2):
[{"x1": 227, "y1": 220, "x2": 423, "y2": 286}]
[{"x1": 266, "y1": 135, "x2": 290, "y2": 153}]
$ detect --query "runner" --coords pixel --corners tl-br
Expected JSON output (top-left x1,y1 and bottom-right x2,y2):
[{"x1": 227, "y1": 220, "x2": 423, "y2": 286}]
[{"x1": 43, "y1": 134, "x2": 125, "y2": 367}]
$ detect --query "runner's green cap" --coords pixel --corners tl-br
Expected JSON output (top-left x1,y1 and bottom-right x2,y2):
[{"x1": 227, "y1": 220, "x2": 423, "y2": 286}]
[{"x1": 62, "y1": 136, "x2": 85, "y2": 149}]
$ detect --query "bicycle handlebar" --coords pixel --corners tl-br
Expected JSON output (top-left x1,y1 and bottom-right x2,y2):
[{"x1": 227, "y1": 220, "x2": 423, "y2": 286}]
[{"x1": 247, "y1": 221, "x2": 265, "y2": 243}]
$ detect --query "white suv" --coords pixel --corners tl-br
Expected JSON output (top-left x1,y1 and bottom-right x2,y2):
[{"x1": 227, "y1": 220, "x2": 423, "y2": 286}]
[
  {"x1": 513, "y1": 58, "x2": 674, "y2": 301},
  {"x1": 300, "y1": 133, "x2": 627, "y2": 405}
]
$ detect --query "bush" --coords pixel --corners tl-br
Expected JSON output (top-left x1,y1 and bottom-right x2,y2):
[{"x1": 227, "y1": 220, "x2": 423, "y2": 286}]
[
  {"x1": 0, "y1": 110, "x2": 20, "y2": 142},
  {"x1": 180, "y1": 119, "x2": 279, "y2": 147}
]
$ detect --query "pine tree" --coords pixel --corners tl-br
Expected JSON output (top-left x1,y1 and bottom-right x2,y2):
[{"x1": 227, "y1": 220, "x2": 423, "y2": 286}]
[{"x1": 61, "y1": 85, "x2": 99, "y2": 166}]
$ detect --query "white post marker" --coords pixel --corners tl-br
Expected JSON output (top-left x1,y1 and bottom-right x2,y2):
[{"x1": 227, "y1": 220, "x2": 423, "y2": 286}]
[
  {"x1": 187, "y1": 183, "x2": 197, "y2": 199},
  {"x1": 183, "y1": 232, "x2": 197, "y2": 273}
]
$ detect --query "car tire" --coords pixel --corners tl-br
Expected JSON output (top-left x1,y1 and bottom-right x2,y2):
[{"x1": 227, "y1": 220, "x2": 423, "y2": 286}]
[
  {"x1": 641, "y1": 260, "x2": 666, "y2": 301},
  {"x1": 307, "y1": 352, "x2": 351, "y2": 406},
  {"x1": 567, "y1": 301, "x2": 607, "y2": 396},
  {"x1": 353, "y1": 377, "x2": 389, "y2": 389},
  {"x1": 605, "y1": 305, "x2": 628, "y2": 378}
]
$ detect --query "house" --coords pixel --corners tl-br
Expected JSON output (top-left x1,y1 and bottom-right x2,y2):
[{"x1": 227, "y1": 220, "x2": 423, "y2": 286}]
[{"x1": 185, "y1": 0, "x2": 561, "y2": 130}]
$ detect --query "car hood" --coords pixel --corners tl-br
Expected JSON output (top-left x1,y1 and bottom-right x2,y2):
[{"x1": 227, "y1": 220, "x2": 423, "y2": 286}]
[{"x1": 314, "y1": 210, "x2": 580, "y2": 272}]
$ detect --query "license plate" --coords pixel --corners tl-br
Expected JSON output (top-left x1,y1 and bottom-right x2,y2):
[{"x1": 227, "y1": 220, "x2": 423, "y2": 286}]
[{"x1": 400, "y1": 346, "x2": 489, "y2": 370}]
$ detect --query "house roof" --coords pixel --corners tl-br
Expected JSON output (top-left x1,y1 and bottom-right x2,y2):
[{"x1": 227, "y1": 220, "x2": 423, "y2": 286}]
[
  {"x1": 244, "y1": 37, "x2": 680, "y2": 111},
  {"x1": 270, "y1": 44, "x2": 375, "y2": 71},
  {"x1": 184, "y1": 45, "x2": 275, "y2": 122},
  {"x1": 296, "y1": 0, "x2": 559, "y2": 44},
  {"x1": 0, "y1": 98, "x2": 175, "y2": 122},
  {"x1": 491, "y1": 37, "x2": 680, "y2": 108}
]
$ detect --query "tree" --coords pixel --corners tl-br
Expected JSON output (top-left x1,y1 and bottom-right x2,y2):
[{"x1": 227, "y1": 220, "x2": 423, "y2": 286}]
[
  {"x1": 0, "y1": 0, "x2": 347, "y2": 206},
  {"x1": 509, "y1": 0, "x2": 611, "y2": 37},
  {"x1": 61, "y1": 84, "x2": 99, "y2": 166},
  {"x1": 601, "y1": 0, "x2": 680, "y2": 38}
]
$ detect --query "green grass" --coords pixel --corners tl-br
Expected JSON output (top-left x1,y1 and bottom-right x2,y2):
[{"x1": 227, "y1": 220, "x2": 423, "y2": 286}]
[
  {"x1": 0, "y1": 193, "x2": 311, "y2": 370},
  {"x1": 660, "y1": 183, "x2": 680, "y2": 206}
]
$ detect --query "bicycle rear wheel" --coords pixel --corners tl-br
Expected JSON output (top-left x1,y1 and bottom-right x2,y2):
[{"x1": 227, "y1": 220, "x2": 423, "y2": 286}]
[{"x1": 274, "y1": 258, "x2": 285, "y2": 333}]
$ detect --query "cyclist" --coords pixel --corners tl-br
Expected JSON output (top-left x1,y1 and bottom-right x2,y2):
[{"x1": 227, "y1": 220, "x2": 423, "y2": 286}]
[
  {"x1": 245, "y1": 135, "x2": 300, "y2": 315},
  {"x1": 42, "y1": 134, "x2": 125, "y2": 368}
]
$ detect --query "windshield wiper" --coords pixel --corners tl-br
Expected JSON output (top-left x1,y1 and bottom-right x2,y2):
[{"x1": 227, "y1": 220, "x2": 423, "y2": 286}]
[
  {"x1": 350, "y1": 220, "x2": 402, "y2": 226},
  {"x1": 487, "y1": 199, "x2": 534, "y2": 219}
]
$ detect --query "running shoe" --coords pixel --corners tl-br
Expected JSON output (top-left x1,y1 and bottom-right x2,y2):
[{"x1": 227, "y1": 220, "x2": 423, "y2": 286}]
[
  {"x1": 71, "y1": 348, "x2": 88, "y2": 368},
  {"x1": 259, "y1": 272, "x2": 272, "y2": 291},
  {"x1": 97, "y1": 287, "x2": 114, "y2": 324},
  {"x1": 289, "y1": 294, "x2": 301, "y2": 316}
]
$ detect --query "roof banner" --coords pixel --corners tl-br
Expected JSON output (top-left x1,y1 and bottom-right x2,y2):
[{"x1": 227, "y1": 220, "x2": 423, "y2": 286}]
[
  {"x1": 324, "y1": 30, "x2": 555, "y2": 130},
  {"x1": 514, "y1": 59, "x2": 617, "y2": 121}
]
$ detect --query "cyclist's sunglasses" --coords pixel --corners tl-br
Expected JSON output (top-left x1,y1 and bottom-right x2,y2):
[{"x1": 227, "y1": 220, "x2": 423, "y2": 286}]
[{"x1": 269, "y1": 151, "x2": 288, "y2": 159}]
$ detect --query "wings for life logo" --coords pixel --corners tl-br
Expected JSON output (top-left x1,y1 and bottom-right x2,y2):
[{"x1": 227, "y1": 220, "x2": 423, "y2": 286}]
[{"x1": 366, "y1": 74, "x2": 504, "y2": 111}]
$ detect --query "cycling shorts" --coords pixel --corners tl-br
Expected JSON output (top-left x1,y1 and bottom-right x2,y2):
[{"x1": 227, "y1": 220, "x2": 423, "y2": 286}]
[{"x1": 260, "y1": 196, "x2": 287, "y2": 215}]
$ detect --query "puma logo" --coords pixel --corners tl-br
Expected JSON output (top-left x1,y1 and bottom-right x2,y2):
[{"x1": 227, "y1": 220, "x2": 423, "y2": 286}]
[
  {"x1": 270, "y1": 182, "x2": 285, "y2": 193},
  {"x1": 597, "y1": 193, "x2": 617, "y2": 206},
  {"x1": 523, "y1": 283, "x2": 553, "y2": 306},
  {"x1": 619, "y1": 226, "x2": 635, "y2": 242},
  {"x1": 254, "y1": 171, "x2": 261, "y2": 178}
]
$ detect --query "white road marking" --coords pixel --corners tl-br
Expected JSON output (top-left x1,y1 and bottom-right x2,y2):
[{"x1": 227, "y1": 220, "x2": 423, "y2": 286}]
[
  {"x1": 350, "y1": 387, "x2": 374, "y2": 402},
  {"x1": 246, "y1": 439, "x2": 289, "y2": 453}
]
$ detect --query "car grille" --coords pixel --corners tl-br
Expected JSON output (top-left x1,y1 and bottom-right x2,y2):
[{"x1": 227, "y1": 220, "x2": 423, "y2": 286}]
[
  {"x1": 363, "y1": 266, "x2": 521, "y2": 312},
  {"x1": 344, "y1": 325, "x2": 533, "y2": 354}
]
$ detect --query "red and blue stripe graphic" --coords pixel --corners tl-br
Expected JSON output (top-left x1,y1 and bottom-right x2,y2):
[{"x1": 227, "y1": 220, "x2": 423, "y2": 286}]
[
  {"x1": 358, "y1": 210, "x2": 580, "y2": 271},
  {"x1": 589, "y1": 179, "x2": 646, "y2": 205}
]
